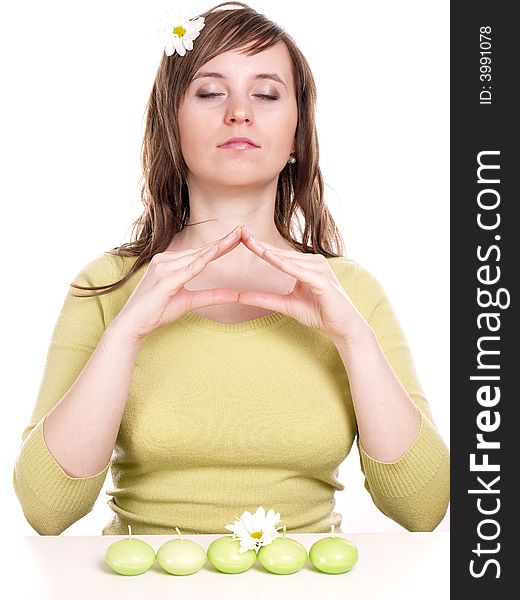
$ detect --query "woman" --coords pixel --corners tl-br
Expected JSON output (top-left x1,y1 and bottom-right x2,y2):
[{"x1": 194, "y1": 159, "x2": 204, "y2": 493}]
[{"x1": 12, "y1": 2, "x2": 449, "y2": 536}]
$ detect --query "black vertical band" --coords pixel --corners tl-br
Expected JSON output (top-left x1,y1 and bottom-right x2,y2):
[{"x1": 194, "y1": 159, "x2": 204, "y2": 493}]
[{"x1": 451, "y1": 2, "x2": 517, "y2": 595}]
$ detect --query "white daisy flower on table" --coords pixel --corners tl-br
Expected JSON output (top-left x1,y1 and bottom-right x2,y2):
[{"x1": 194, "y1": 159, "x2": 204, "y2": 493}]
[
  {"x1": 225, "y1": 506, "x2": 283, "y2": 554},
  {"x1": 153, "y1": 9, "x2": 205, "y2": 57}
]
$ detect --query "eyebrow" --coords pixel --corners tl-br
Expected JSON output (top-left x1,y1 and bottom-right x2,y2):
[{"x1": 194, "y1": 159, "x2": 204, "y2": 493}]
[{"x1": 191, "y1": 71, "x2": 287, "y2": 90}]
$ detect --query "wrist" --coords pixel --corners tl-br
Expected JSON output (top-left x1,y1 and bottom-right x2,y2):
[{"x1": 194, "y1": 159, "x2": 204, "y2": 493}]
[
  {"x1": 104, "y1": 318, "x2": 145, "y2": 350},
  {"x1": 329, "y1": 321, "x2": 376, "y2": 349}
]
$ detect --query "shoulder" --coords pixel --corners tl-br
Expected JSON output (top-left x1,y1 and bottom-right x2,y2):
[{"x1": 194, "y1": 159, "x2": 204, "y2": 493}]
[
  {"x1": 325, "y1": 256, "x2": 389, "y2": 320},
  {"x1": 73, "y1": 251, "x2": 144, "y2": 279},
  {"x1": 325, "y1": 255, "x2": 381, "y2": 288},
  {"x1": 68, "y1": 252, "x2": 145, "y2": 313},
  {"x1": 70, "y1": 251, "x2": 143, "y2": 294},
  {"x1": 69, "y1": 251, "x2": 114, "y2": 285},
  {"x1": 80, "y1": 252, "x2": 151, "y2": 302}
]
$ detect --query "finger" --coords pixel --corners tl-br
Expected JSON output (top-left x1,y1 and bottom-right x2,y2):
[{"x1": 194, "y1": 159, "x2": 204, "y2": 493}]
[
  {"x1": 245, "y1": 241, "x2": 327, "y2": 275},
  {"x1": 199, "y1": 229, "x2": 245, "y2": 262},
  {"x1": 175, "y1": 286, "x2": 241, "y2": 311},
  {"x1": 157, "y1": 226, "x2": 243, "y2": 263},
  {"x1": 198, "y1": 225, "x2": 244, "y2": 254},
  {"x1": 254, "y1": 250, "x2": 327, "y2": 291},
  {"x1": 157, "y1": 243, "x2": 226, "y2": 292},
  {"x1": 240, "y1": 228, "x2": 321, "y2": 260},
  {"x1": 261, "y1": 249, "x2": 328, "y2": 272},
  {"x1": 191, "y1": 226, "x2": 243, "y2": 256},
  {"x1": 237, "y1": 290, "x2": 287, "y2": 313},
  {"x1": 154, "y1": 233, "x2": 243, "y2": 291}
]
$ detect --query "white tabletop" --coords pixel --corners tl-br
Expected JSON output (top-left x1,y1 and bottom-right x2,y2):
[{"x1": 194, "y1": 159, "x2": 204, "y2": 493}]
[{"x1": 8, "y1": 532, "x2": 449, "y2": 600}]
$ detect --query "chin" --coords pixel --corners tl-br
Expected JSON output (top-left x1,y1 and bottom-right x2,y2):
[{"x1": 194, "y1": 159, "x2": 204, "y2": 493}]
[{"x1": 215, "y1": 175, "x2": 267, "y2": 187}]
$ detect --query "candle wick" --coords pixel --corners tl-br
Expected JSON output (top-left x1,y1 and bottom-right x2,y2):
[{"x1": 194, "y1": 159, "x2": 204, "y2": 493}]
[
  {"x1": 128, "y1": 524, "x2": 132, "y2": 539},
  {"x1": 175, "y1": 526, "x2": 183, "y2": 540}
]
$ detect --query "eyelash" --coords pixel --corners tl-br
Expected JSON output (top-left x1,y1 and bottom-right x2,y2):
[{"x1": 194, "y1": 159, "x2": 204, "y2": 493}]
[{"x1": 196, "y1": 93, "x2": 279, "y2": 101}]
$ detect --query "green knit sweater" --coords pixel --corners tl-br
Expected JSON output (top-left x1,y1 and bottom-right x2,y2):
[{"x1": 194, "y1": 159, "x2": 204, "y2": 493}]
[{"x1": 12, "y1": 252, "x2": 450, "y2": 535}]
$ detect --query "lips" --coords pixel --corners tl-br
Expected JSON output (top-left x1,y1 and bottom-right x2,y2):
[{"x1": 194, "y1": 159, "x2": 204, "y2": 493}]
[
  {"x1": 219, "y1": 142, "x2": 258, "y2": 150},
  {"x1": 219, "y1": 136, "x2": 260, "y2": 148}
]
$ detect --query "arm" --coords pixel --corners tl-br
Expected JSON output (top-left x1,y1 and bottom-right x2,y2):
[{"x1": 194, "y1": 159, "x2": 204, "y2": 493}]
[
  {"x1": 12, "y1": 253, "x2": 143, "y2": 535},
  {"x1": 333, "y1": 263, "x2": 450, "y2": 531},
  {"x1": 333, "y1": 327, "x2": 423, "y2": 463}
]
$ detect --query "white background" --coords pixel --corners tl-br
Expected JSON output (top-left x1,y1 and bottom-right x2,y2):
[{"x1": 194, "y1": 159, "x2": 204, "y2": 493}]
[{"x1": 2, "y1": 0, "x2": 449, "y2": 535}]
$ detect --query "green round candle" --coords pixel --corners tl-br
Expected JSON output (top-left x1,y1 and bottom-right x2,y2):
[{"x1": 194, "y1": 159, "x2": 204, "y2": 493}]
[
  {"x1": 257, "y1": 525, "x2": 308, "y2": 574},
  {"x1": 104, "y1": 525, "x2": 156, "y2": 576},
  {"x1": 156, "y1": 527, "x2": 207, "y2": 575},
  {"x1": 207, "y1": 535, "x2": 257, "y2": 574},
  {"x1": 309, "y1": 525, "x2": 359, "y2": 574}
]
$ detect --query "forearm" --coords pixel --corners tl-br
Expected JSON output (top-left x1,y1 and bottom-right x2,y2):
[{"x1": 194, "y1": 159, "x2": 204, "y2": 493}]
[
  {"x1": 331, "y1": 324, "x2": 421, "y2": 462},
  {"x1": 43, "y1": 319, "x2": 144, "y2": 478}
]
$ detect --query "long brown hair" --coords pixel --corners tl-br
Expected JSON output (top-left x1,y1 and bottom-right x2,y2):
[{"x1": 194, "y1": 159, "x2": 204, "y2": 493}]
[{"x1": 71, "y1": 1, "x2": 345, "y2": 298}]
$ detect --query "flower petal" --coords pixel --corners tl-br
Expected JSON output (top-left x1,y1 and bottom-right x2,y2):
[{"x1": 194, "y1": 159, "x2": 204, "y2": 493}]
[
  {"x1": 266, "y1": 509, "x2": 281, "y2": 526},
  {"x1": 188, "y1": 16, "x2": 205, "y2": 31},
  {"x1": 154, "y1": 12, "x2": 205, "y2": 58},
  {"x1": 236, "y1": 524, "x2": 250, "y2": 538},
  {"x1": 184, "y1": 30, "x2": 201, "y2": 41},
  {"x1": 250, "y1": 516, "x2": 260, "y2": 532},
  {"x1": 242, "y1": 511, "x2": 254, "y2": 531},
  {"x1": 173, "y1": 39, "x2": 186, "y2": 56}
]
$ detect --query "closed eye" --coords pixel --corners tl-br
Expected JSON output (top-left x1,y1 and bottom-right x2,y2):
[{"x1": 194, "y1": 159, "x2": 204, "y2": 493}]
[{"x1": 196, "y1": 93, "x2": 279, "y2": 101}]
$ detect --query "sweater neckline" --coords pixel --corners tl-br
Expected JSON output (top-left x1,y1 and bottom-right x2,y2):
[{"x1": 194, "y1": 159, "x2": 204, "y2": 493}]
[{"x1": 178, "y1": 308, "x2": 289, "y2": 333}]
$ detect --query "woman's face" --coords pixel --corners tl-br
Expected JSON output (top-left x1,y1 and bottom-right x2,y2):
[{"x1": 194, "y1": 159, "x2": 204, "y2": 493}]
[{"x1": 178, "y1": 42, "x2": 298, "y2": 189}]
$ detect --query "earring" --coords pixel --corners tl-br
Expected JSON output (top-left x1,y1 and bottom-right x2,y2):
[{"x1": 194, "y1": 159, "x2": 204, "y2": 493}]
[{"x1": 287, "y1": 154, "x2": 296, "y2": 164}]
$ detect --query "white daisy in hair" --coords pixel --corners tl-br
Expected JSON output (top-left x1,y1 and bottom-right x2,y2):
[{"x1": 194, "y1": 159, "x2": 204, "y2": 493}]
[
  {"x1": 153, "y1": 8, "x2": 205, "y2": 57},
  {"x1": 225, "y1": 506, "x2": 283, "y2": 554}
]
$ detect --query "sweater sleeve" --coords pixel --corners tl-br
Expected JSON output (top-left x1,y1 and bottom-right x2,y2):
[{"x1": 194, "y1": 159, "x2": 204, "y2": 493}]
[
  {"x1": 12, "y1": 253, "x2": 115, "y2": 535},
  {"x1": 348, "y1": 262, "x2": 450, "y2": 531}
]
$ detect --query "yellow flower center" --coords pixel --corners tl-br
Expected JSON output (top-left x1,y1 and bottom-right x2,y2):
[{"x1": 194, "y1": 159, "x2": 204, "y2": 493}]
[
  {"x1": 250, "y1": 531, "x2": 263, "y2": 539},
  {"x1": 172, "y1": 25, "x2": 186, "y2": 38}
]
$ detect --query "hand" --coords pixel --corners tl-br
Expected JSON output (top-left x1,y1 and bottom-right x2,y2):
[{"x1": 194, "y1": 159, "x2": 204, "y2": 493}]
[
  {"x1": 237, "y1": 226, "x2": 371, "y2": 344},
  {"x1": 110, "y1": 226, "x2": 245, "y2": 342}
]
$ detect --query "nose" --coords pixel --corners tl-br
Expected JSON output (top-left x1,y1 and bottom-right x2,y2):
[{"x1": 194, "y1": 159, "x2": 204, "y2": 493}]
[{"x1": 224, "y1": 105, "x2": 253, "y2": 126}]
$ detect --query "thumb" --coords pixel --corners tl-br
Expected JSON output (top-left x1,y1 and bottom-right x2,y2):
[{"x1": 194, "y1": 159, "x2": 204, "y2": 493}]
[{"x1": 175, "y1": 287, "x2": 241, "y2": 311}]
